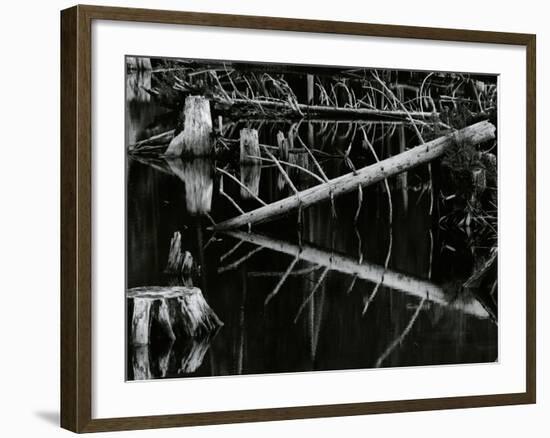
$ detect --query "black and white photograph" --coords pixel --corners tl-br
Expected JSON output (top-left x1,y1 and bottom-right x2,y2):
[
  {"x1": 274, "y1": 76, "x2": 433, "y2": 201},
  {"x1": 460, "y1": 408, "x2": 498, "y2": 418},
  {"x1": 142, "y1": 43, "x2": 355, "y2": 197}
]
[{"x1": 125, "y1": 56, "x2": 498, "y2": 381}]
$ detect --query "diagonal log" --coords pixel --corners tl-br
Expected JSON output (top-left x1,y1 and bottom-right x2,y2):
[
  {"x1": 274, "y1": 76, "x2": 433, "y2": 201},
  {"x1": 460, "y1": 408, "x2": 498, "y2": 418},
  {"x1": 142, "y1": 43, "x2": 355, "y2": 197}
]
[
  {"x1": 211, "y1": 121, "x2": 496, "y2": 230},
  {"x1": 222, "y1": 230, "x2": 490, "y2": 320}
]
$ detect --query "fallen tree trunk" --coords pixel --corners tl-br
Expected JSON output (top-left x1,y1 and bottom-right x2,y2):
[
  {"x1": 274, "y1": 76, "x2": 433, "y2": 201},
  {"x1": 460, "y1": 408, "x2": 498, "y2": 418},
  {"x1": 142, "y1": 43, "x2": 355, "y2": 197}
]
[
  {"x1": 222, "y1": 230, "x2": 490, "y2": 319},
  {"x1": 127, "y1": 286, "x2": 223, "y2": 345},
  {"x1": 214, "y1": 97, "x2": 437, "y2": 120},
  {"x1": 211, "y1": 121, "x2": 496, "y2": 230}
]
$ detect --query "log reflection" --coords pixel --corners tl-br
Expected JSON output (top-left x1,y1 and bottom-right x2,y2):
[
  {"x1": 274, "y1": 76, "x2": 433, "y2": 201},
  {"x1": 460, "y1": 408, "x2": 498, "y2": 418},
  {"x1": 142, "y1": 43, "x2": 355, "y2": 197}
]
[{"x1": 221, "y1": 229, "x2": 491, "y2": 320}]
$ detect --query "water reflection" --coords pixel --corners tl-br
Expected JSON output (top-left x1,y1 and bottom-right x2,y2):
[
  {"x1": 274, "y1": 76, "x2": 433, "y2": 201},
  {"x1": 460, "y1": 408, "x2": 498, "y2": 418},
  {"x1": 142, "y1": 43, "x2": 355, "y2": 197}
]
[
  {"x1": 126, "y1": 93, "x2": 497, "y2": 380},
  {"x1": 222, "y1": 229, "x2": 490, "y2": 319},
  {"x1": 164, "y1": 158, "x2": 213, "y2": 215},
  {"x1": 130, "y1": 337, "x2": 216, "y2": 380}
]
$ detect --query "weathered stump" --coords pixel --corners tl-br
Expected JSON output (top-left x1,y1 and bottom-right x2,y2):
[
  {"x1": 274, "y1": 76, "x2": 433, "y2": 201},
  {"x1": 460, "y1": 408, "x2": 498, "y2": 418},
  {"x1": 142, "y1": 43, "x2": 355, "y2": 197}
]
[
  {"x1": 164, "y1": 231, "x2": 194, "y2": 287},
  {"x1": 126, "y1": 56, "x2": 152, "y2": 71},
  {"x1": 239, "y1": 128, "x2": 260, "y2": 163},
  {"x1": 164, "y1": 231, "x2": 194, "y2": 276},
  {"x1": 127, "y1": 286, "x2": 223, "y2": 346},
  {"x1": 165, "y1": 158, "x2": 213, "y2": 215},
  {"x1": 165, "y1": 96, "x2": 213, "y2": 157},
  {"x1": 275, "y1": 131, "x2": 290, "y2": 191},
  {"x1": 288, "y1": 150, "x2": 310, "y2": 189},
  {"x1": 306, "y1": 74, "x2": 315, "y2": 105},
  {"x1": 240, "y1": 164, "x2": 262, "y2": 200},
  {"x1": 239, "y1": 128, "x2": 262, "y2": 199},
  {"x1": 126, "y1": 70, "x2": 152, "y2": 104}
]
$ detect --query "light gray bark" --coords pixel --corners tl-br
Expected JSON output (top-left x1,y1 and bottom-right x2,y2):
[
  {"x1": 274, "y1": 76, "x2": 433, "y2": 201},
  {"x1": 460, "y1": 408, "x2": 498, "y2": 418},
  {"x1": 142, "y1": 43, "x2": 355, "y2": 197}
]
[{"x1": 212, "y1": 121, "x2": 496, "y2": 230}]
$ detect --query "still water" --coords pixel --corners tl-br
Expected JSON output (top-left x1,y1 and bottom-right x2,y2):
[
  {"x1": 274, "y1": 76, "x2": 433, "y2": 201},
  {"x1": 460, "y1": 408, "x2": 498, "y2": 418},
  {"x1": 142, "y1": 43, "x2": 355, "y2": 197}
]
[{"x1": 126, "y1": 73, "x2": 497, "y2": 381}]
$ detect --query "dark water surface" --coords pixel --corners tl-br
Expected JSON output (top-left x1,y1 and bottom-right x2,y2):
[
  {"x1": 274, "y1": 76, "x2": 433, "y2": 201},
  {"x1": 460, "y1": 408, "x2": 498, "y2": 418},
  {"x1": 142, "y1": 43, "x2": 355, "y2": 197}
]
[{"x1": 126, "y1": 73, "x2": 497, "y2": 381}]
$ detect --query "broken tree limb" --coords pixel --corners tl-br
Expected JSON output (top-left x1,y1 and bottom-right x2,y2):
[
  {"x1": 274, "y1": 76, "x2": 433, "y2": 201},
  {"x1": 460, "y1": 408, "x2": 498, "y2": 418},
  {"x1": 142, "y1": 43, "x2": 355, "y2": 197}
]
[
  {"x1": 222, "y1": 230, "x2": 490, "y2": 319},
  {"x1": 127, "y1": 286, "x2": 223, "y2": 345},
  {"x1": 165, "y1": 96, "x2": 213, "y2": 157},
  {"x1": 130, "y1": 129, "x2": 175, "y2": 152},
  {"x1": 211, "y1": 121, "x2": 496, "y2": 230},
  {"x1": 213, "y1": 96, "x2": 437, "y2": 120}
]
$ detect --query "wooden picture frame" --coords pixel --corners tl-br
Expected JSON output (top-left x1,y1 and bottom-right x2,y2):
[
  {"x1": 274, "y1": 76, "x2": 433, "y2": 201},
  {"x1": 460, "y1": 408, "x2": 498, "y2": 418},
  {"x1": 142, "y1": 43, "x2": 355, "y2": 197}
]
[{"x1": 61, "y1": 4, "x2": 536, "y2": 433}]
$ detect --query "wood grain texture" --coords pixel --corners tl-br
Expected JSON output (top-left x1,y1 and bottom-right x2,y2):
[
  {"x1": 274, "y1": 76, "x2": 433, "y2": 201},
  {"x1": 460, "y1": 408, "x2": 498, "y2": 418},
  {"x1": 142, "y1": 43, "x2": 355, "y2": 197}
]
[{"x1": 60, "y1": 4, "x2": 536, "y2": 433}]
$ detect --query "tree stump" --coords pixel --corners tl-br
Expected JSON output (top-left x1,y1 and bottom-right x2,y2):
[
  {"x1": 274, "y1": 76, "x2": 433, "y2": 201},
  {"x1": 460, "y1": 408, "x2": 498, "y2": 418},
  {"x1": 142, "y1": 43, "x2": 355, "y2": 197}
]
[
  {"x1": 164, "y1": 231, "x2": 194, "y2": 287},
  {"x1": 165, "y1": 96, "x2": 213, "y2": 157},
  {"x1": 127, "y1": 286, "x2": 223, "y2": 346},
  {"x1": 238, "y1": 128, "x2": 261, "y2": 199},
  {"x1": 126, "y1": 69, "x2": 152, "y2": 104},
  {"x1": 127, "y1": 56, "x2": 152, "y2": 71},
  {"x1": 275, "y1": 131, "x2": 290, "y2": 191},
  {"x1": 288, "y1": 150, "x2": 310, "y2": 189},
  {"x1": 240, "y1": 164, "x2": 262, "y2": 200},
  {"x1": 164, "y1": 231, "x2": 194, "y2": 276},
  {"x1": 239, "y1": 128, "x2": 260, "y2": 163}
]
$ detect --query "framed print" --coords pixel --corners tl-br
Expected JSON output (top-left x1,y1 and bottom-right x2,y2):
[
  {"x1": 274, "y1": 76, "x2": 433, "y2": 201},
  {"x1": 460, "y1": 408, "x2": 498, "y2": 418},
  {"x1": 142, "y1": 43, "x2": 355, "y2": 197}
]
[{"x1": 60, "y1": 4, "x2": 536, "y2": 433}]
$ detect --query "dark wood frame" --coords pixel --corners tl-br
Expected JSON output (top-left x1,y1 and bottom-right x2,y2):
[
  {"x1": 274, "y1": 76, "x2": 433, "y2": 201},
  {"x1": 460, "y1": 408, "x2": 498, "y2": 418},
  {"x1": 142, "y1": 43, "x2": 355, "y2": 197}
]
[{"x1": 61, "y1": 4, "x2": 536, "y2": 433}]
